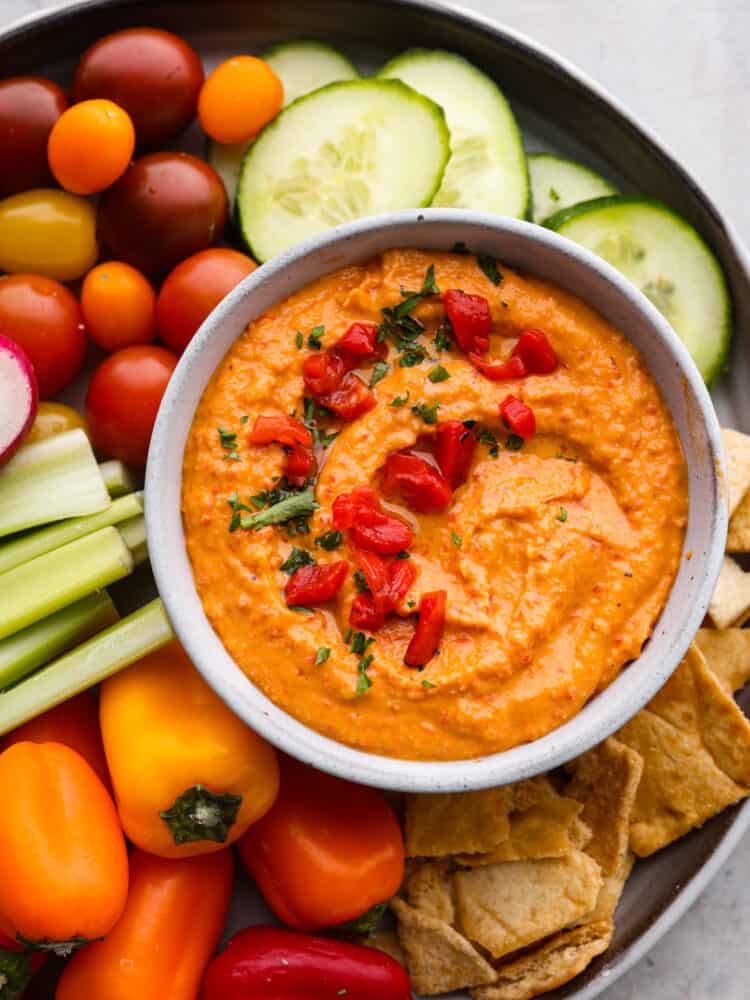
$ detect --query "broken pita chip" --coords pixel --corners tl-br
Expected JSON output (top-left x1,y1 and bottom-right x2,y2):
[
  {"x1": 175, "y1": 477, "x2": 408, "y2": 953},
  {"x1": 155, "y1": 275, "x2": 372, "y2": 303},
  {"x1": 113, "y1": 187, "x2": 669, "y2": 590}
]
[
  {"x1": 590, "y1": 851, "x2": 635, "y2": 922},
  {"x1": 695, "y1": 627, "x2": 750, "y2": 694},
  {"x1": 707, "y1": 556, "x2": 750, "y2": 629},
  {"x1": 391, "y1": 898, "x2": 496, "y2": 995},
  {"x1": 356, "y1": 926, "x2": 405, "y2": 966},
  {"x1": 404, "y1": 788, "x2": 510, "y2": 858},
  {"x1": 721, "y1": 427, "x2": 750, "y2": 517},
  {"x1": 569, "y1": 815, "x2": 593, "y2": 850},
  {"x1": 404, "y1": 860, "x2": 455, "y2": 924},
  {"x1": 618, "y1": 645, "x2": 750, "y2": 855},
  {"x1": 470, "y1": 920, "x2": 614, "y2": 1000},
  {"x1": 727, "y1": 486, "x2": 750, "y2": 551},
  {"x1": 453, "y1": 850, "x2": 602, "y2": 959}
]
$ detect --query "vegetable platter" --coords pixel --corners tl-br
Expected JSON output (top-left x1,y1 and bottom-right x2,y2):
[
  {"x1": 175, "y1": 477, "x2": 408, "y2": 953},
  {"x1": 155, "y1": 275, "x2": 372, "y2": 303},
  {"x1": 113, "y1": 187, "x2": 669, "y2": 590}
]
[{"x1": 0, "y1": 1, "x2": 749, "y2": 999}]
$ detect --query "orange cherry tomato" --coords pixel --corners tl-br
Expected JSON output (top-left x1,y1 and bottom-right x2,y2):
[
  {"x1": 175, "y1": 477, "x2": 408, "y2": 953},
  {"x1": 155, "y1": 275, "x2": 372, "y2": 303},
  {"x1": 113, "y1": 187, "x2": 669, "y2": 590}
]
[
  {"x1": 198, "y1": 56, "x2": 283, "y2": 143},
  {"x1": 85, "y1": 345, "x2": 178, "y2": 467},
  {"x1": 0, "y1": 742, "x2": 128, "y2": 951},
  {"x1": 1, "y1": 693, "x2": 111, "y2": 791},
  {"x1": 81, "y1": 261, "x2": 156, "y2": 352},
  {"x1": 156, "y1": 248, "x2": 256, "y2": 353},
  {"x1": 56, "y1": 848, "x2": 233, "y2": 1000},
  {"x1": 48, "y1": 99, "x2": 135, "y2": 195}
]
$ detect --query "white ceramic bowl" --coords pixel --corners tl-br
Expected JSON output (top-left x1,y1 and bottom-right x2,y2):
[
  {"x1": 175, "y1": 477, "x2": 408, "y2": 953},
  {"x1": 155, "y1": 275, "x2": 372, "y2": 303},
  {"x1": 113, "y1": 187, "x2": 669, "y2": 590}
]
[{"x1": 146, "y1": 209, "x2": 726, "y2": 792}]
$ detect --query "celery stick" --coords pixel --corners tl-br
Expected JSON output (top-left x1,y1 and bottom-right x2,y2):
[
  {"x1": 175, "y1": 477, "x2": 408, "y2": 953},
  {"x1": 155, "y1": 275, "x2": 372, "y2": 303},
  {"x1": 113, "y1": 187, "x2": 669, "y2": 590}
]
[
  {"x1": 0, "y1": 599, "x2": 174, "y2": 735},
  {"x1": 119, "y1": 515, "x2": 148, "y2": 566},
  {"x1": 0, "y1": 526, "x2": 133, "y2": 640},
  {"x1": 0, "y1": 429, "x2": 110, "y2": 538},
  {"x1": 0, "y1": 591, "x2": 119, "y2": 690},
  {"x1": 0, "y1": 492, "x2": 143, "y2": 575},
  {"x1": 99, "y1": 460, "x2": 138, "y2": 498}
]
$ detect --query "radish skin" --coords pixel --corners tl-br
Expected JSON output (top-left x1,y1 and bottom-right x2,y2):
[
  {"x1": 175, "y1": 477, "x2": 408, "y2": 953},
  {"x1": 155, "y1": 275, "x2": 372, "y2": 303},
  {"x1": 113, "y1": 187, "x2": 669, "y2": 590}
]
[{"x1": 0, "y1": 334, "x2": 38, "y2": 467}]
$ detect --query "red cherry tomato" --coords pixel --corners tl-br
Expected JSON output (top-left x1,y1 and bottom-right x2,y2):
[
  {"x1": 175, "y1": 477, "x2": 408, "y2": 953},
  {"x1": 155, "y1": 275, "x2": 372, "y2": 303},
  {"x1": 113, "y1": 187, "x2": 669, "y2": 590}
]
[
  {"x1": 0, "y1": 274, "x2": 86, "y2": 398},
  {"x1": 156, "y1": 248, "x2": 256, "y2": 354},
  {"x1": 382, "y1": 451, "x2": 452, "y2": 514},
  {"x1": 405, "y1": 590, "x2": 447, "y2": 668},
  {"x1": 443, "y1": 288, "x2": 491, "y2": 355},
  {"x1": 469, "y1": 352, "x2": 526, "y2": 381},
  {"x1": 285, "y1": 562, "x2": 349, "y2": 607},
  {"x1": 435, "y1": 419, "x2": 477, "y2": 489},
  {"x1": 0, "y1": 76, "x2": 68, "y2": 197},
  {"x1": 98, "y1": 153, "x2": 228, "y2": 278},
  {"x1": 85, "y1": 345, "x2": 178, "y2": 467},
  {"x1": 512, "y1": 328, "x2": 558, "y2": 374},
  {"x1": 500, "y1": 395, "x2": 536, "y2": 440},
  {"x1": 72, "y1": 28, "x2": 204, "y2": 148}
]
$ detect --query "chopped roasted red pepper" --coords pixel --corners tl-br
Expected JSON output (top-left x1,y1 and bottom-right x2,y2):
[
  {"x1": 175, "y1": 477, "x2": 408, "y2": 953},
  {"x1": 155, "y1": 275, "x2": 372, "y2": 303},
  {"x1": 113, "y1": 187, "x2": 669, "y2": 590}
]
[
  {"x1": 302, "y1": 351, "x2": 346, "y2": 396},
  {"x1": 511, "y1": 328, "x2": 558, "y2": 374},
  {"x1": 443, "y1": 289, "x2": 491, "y2": 355},
  {"x1": 285, "y1": 443, "x2": 316, "y2": 487},
  {"x1": 337, "y1": 321, "x2": 383, "y2": 358},
  {"x1": 405, "y1": 590, "x2": 447, "y2": 668},
  {"x1": 349, "y1": 591, "x2": 385, "y2": 631},
  {"x1": 388, "y1": 558, "x2": 417, "y2": 607},
  {"x1": 350, "y1": 506, "x2": 414, "y2": 555},
  {"x1": 435, "y1": 420, "x2": 477, "y2": 489},
  {"x1": 382, "y1": 451, "x2": 452, "y2": 514},
  {"x1": 319, "y1": 373, "x2": 377, "y2": 421},
  {"x1": 349, "y1": 549, "x2": 417, "y2": 630},
  {"x1": 250, "y1": 414, "x2": 312, "y2": 449},
  {"x1": 500, "y1": 395, "x2": 536, "y2": 440},
  {"x1": 332, "y1": 486, "x2": 380, "y2": 531},
  {"x1": 285, "y1": 561, "x2": 349, "y2": 607},
  {"x1": 355, "y1": 549, "x2": 391, "y2": 604},
  {"x1": 468, "y1": 352, "x2": 527, "y2": 382}
]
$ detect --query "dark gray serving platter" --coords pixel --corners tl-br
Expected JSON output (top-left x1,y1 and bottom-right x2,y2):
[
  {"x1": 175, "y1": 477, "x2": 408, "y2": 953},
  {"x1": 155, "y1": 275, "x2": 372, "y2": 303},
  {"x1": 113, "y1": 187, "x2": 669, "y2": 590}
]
[{"x1": 4, "y1": 2, "x2": 750, "y2": 997}]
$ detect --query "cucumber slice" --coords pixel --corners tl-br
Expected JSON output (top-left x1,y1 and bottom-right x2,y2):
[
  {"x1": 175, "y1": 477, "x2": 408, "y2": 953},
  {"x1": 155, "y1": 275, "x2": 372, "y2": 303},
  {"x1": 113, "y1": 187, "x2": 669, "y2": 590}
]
[
  {"x1": 528, "y1": 153, "x2": 617, "y2": 225},
  {"x1": 207, "y1": 139, "x2": 249, "y2": 207},
  {"x1": 379, "y1": 49, "x2": 528, "y2": 219},
  {"x1": 237, "y1": 79, "x2": 449, "y2": 262},
  {"x1": 263, "y1": 39, "x2": 359, "y2": 107},
  {"x1": 547, "y1": 196, "x2": 731, "y2": 384}
]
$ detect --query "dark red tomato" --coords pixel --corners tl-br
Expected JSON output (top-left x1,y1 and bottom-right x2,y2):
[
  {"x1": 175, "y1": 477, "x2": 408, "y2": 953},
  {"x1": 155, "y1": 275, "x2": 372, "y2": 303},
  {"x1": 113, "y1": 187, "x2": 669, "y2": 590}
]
[
  {"x1": 319, "y1": 373, "x2": 376, "y2": 421},
  {"x1": 98, "y1": 153, "x2": 228, "y2": 278},
  {"x1": 500, "y1": 395, "x2": 536, "y2": 440},
  {"x1": 443, "y1": 289, "x2": 491, "y2": 355},
  {"x1": 435, "y1": 420, "x2": 477, "y2": 489},
  {"x1": 349, "y1": 508, "x2": 414, "y2": 556},
  {"x1": 156, "y1": 248, "x2": 256, "y2": 354},
  {"x1": 72, "y1": 28, "x2": 204, "y2": 147},
  {"x1": 469, "y1": 352, "x2": 526, "y2": 381},
  {"x1": 85, "y1": 345, "x2": 178, "y2": 467},
  {"x1": 382, "y1": 452, "x2": 452, "y2": 514},
  {"x1": 405, "y1": 590, "x2": 447, "y2": 668},
  {"x1": 285, "y1": 562, "x2": 349, "y2": 607},
  {"x1": 0, "y1": 274, "x2": 86, "y2": 398},
  {"x1": 0, "y1": 76, "x2": 68, "y2": 197}
]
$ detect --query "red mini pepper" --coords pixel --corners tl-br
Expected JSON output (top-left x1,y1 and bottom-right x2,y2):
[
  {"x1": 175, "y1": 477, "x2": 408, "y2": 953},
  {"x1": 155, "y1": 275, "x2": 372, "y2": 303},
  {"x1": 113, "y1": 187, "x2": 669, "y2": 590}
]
[
  {"x1": 285, "y1": 561, "x2": 349, "y2": 607},
  {"x1": 435, "y1": 420, "x2": 477, "y2": 489},
  {"x1": 443, "y1": 288, "x2": 491, "y2": 354},
  {"x1": 382, "y1": 451, "x2": 452, "y2": 513},
  {"x1": 512, "y1": 328, "x2": 558, "y2": 374},
  {"x1": 469, "y1": 352, "x2": 526, "y2": 382},
  {"x1": 405, "y1": 590, "x2": 447, "y2": 667},
  {"x1": 201, "y1": 926, "x2": 412, "y2": 1000},
  {"x1": 500, "y1": 395, "x2": 536, "y2": 440}
]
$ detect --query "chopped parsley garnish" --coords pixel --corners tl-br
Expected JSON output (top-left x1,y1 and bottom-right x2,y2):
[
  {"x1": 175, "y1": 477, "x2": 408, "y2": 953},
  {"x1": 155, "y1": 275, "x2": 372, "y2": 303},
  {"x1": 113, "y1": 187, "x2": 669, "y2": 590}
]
[
  {"x1": 549, "y1": 186, "x2": 560, "y2": 202},
  {"x1": 370, "y1": 360, "x2": 389, "y2": 387},
  {"x1": 411, "y1": 401, "x2": 441, "y2": 425},
  {"x1": 240, "y1": 415, "x2": 249, "y2": 424},
  {"x1": 390, "y1": 391, "x2": 410, "y2": 408},
  {"x1": 451, "y1": 532, "x2": 462, "y2": 547},
  {"x1": 434, "y1": 324, "x2": 453, "y2": 352},
  {"x1": 477, "y1": 254, "x2": 502, "y2": 286},
  {"x1": 398, "y1": 345, "x2": 428, "y2": 368},
  {"x1": 350, "y1": 632, "x2": 375, "y2": 656},
  {"x1": 558, "y1": 507, "x2": 568, "y2": 522},
  {"x1": 315, "y1": 647, "x2": 330, "y2": 666},
  {"x1": 315, "y1": 530, "x2": 342, "y2": 550},
  {"x1": 302, "y1": 396, "x2": 338, "y2": 448},
  {"x1": 422, "y1": 679, "x2": 437, "y2": 689},
  {"x1": 280, "y1": 547, "x2": 315, "y2": 575},
  {"x1": 407, "y1": 600, "x2": 417, "y2": 609},
  {"x1": 227, "y1": 492, "x2": 253, "y2": 532},
  {"x1": 240, "y1": 486, "x2": 318, "y2": 533},
  {"x1": 451, "y1": 240, "x2": 471, "y2": 255},
  {"x1": 356, "y1": 656, "x2": 374, "y2": 696},
  {"x1": 353, "y1": 569, "x2": 370, "y2": 593},
  {"x1": 289, "y1": 605, "x2": 314, "y2": 614},
  {"x1": 378, "y1": 265, "x2": 440, "y2": 367},
  {"x1": 307, "y1": 325, "x2": 325, "y2": 350},
  {"x1": 217, "y1": 427, "x2": 240, "y2": 461},
  {"x1": 505, "y1": 434, "x2": 524, "y2": 451},
  {"x1": 295, "y1": 331, "x2": 303, "y2": 349},
  {"x1": 396, "y1": 550, "x2": 410, "y2": 560},
  {"x1": 477, "y1": 427, "x2": 499, "y2": 457},
  {"x1": 428, "y1": 364, "x2": 450, "y2": 383}
]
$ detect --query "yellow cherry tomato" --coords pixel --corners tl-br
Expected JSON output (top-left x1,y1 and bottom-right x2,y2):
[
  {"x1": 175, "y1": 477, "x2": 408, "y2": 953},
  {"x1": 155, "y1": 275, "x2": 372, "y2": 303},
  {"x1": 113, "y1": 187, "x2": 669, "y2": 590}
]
[
  {"x1": 198, "y1": 56, "x2": 283, "y2": 143},
  {"x1": 26, "y1": 401, "x2": 88, "y2": 445},
  {"x1": 48, "y1": 99, "x2": 135, "y2": 195},
  {"x1": 0, "y1": 189, "x2": 98, "y2": 282}
]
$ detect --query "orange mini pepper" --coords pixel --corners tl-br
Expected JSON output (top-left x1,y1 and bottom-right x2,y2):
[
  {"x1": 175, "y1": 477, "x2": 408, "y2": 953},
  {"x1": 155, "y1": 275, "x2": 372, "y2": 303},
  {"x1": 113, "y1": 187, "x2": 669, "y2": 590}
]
[
  {"x1": 56, "y1": 847, "x2": 233, "y2": 1000},
  {"x1": 0, "y1": 742, "x2": 128, "y2": 955},
  {"x1": 237, "y1": 755, "x2": 405, "y2": 931},
  {"x1": 99, "y1": 640, "x2": 279, "y2": 858}
]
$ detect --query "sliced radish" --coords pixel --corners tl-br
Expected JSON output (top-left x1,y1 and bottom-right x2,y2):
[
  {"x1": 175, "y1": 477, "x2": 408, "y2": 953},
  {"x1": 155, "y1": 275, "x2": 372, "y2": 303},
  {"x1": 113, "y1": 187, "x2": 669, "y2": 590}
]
[{"x1": 0, "y1": 334, "x2": 39, "y2": 467}]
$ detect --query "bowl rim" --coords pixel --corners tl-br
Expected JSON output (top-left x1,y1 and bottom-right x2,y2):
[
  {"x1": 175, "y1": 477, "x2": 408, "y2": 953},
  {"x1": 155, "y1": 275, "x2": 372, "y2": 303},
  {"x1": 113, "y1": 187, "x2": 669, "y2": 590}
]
[{"x1": 146, "y1": 207, "x2": 727, "y2": 791}]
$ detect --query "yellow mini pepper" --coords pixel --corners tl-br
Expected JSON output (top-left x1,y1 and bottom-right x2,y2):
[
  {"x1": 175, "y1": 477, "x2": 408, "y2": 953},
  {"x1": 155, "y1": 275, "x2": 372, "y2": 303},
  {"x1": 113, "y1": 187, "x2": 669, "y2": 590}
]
[{"x1": 99, "y1": 640, "x2": 279, "y2": 858}]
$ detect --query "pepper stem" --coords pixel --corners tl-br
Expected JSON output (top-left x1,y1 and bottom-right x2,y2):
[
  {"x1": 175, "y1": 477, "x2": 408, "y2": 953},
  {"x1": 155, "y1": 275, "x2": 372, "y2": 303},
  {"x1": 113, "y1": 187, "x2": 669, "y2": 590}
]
[
  {"x1": 160, "y1": 785, "x2": 243, "y2": 845},
  {"x1": 0, "y1": 950, "x2": 30, "y2": 1000},
  {"x1": 14, "y1": 934, "x2": 93, "y2": 958}
]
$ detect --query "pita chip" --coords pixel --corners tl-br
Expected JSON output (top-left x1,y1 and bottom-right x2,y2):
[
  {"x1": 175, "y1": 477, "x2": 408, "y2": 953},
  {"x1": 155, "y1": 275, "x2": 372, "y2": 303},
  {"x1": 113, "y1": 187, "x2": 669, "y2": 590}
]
[
  {"x1": 404, "y1": 860, "x2": 455, "y2": 924},
  {"x1": 695, "y1": 627, "x2": 750, "y2": 694},
  {"x1": 405, "y1": 788, "x2": 510, "y2": 857},
  {"x1": 707, "y1": 557, "x2": 750, "y2": 629},
  {"x1": 727, "y1": 487, "x2": 750, "y2": 552},
  {"x1": 356, "y1": 926, "x2": 405, "y2": 966},
  {"x1": 391, "y1": 898, "x2": 496, "y2": 995},
  {"x1": 721, "y1": 427, "x2": 750, "y2": 517}
]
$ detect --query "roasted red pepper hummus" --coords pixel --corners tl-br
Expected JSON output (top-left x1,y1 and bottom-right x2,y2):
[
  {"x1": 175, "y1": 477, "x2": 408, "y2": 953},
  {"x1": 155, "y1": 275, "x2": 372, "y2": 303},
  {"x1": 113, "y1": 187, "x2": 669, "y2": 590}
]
[{"x1": 181, "y1": 249, "x2": 688, "y2": 760}]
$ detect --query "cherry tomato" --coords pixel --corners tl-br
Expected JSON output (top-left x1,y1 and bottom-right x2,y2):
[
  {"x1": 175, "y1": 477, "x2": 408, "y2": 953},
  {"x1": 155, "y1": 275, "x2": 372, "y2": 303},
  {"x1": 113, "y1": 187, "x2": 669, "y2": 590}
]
[
  {"x1": 48, "y1": 99, "x2": 135, "y2": 195},
  {"x1": 156, "y1": 248, "x2": 256, "y2": 353},
  {"x1": 82, "y1": 262, "x2": 156, "y2": 352},
  {"x1": 85, "y1": 345, "x2": 178, "y2": 466},
  {"x1": 0, "y1": 76, "x2": 68, "y2": 197},
  {"x1": 72, "y1": 28, "x2": 204, "y2": 148},
  {"x1": 0, "y1": 189, "x2": 98, "y2": 283},
  {"x1": 198, "y1": 56, "x2": 283, "y2": 144},
  {"x1": 27, "y1": 401, "x2": 88, "y2": 444},
  {"x1": 98, "y1": 153, "x2": 228, "y2": 278},
  {"x1": 0, "y1": 274, "x2": 86, "y2": 398}
]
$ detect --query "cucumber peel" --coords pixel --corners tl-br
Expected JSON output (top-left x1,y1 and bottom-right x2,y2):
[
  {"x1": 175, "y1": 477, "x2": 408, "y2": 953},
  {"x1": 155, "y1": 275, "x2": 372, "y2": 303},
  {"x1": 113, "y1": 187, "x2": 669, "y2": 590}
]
[
  {"x1": 528, "y1": 153, "x2": 617, "y2": 224},
  {"x1": 263, "y1": 39, "x2": 359, "y2": 106}
]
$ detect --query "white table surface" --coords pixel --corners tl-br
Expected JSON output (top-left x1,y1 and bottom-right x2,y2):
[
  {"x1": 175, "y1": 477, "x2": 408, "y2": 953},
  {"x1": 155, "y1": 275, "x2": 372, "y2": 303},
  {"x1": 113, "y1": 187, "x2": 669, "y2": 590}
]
[{"x1": 1, "y1": 1, "x2": 748, "y2": 997}]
